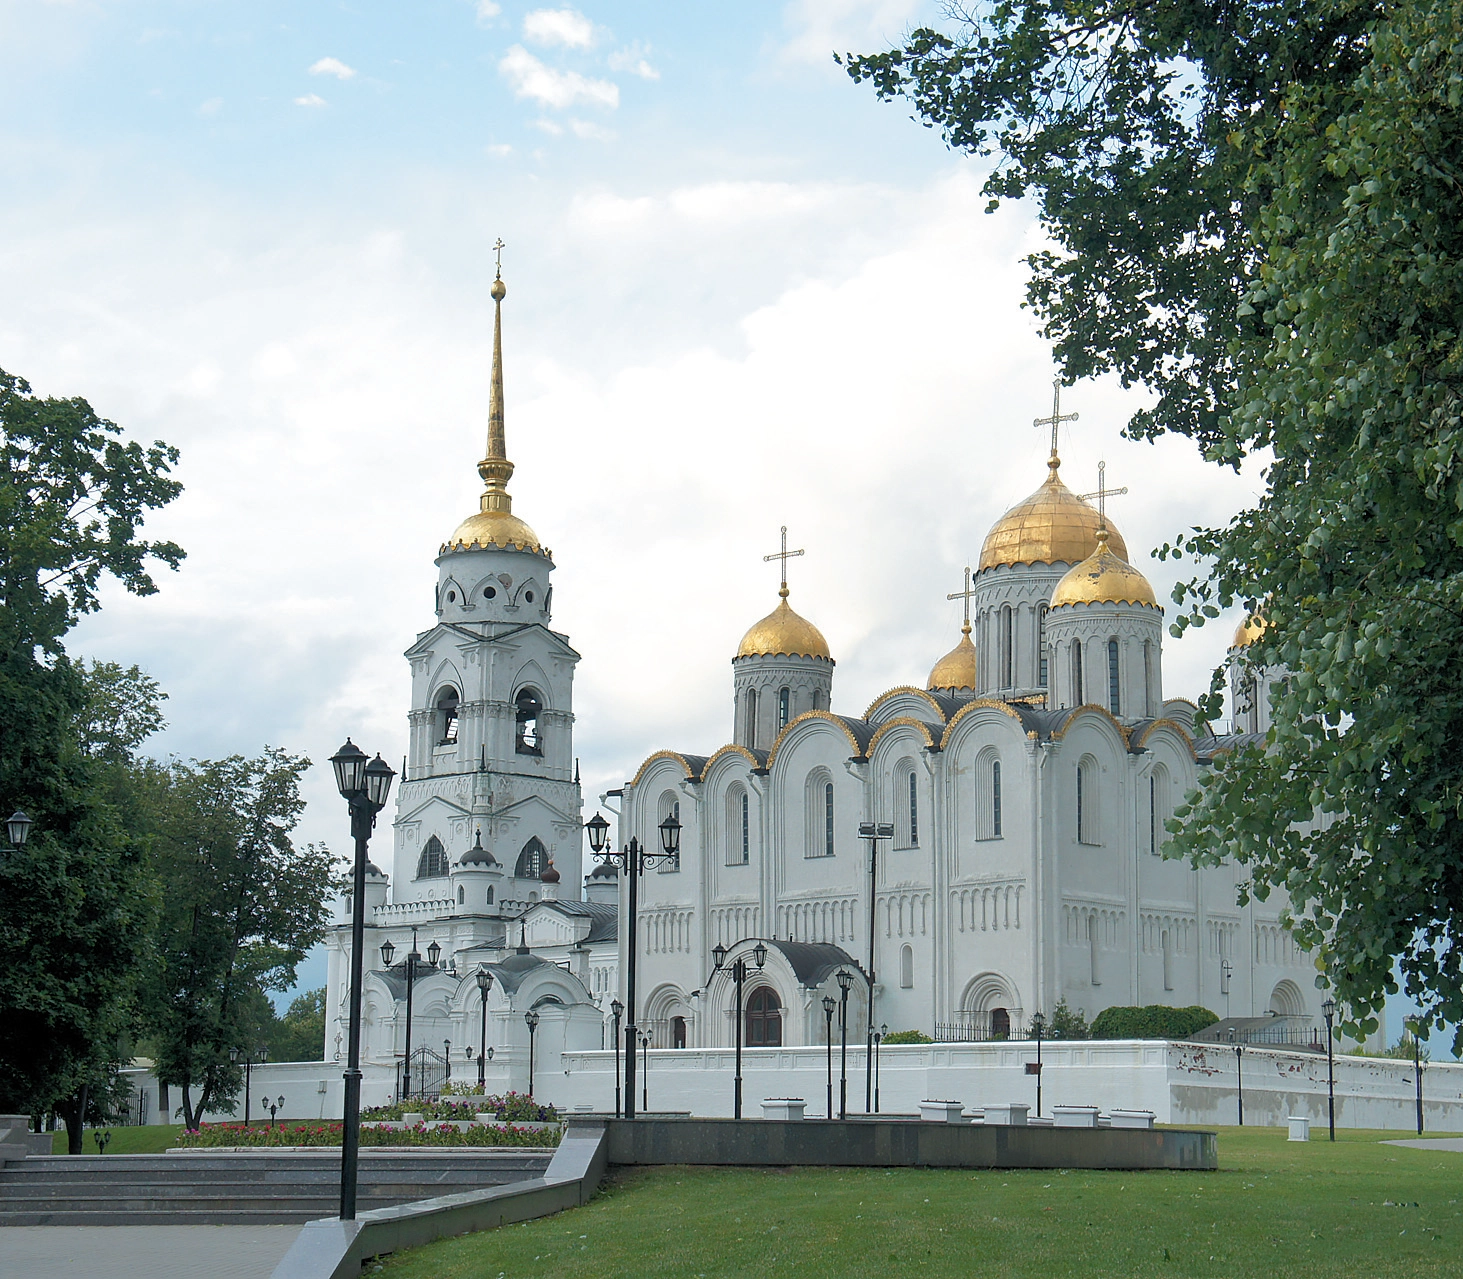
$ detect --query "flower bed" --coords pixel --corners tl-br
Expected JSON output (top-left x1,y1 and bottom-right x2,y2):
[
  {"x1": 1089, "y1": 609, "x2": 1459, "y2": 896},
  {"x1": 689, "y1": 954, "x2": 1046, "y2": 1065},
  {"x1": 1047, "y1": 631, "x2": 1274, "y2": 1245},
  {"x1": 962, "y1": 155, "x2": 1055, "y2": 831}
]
[
  {"x1": 176, "y1": 1121, "x2": 560, "y2": 1149},
  {"x1": 361, "y1": 1091, "x2": 557, "y2": 1124}
]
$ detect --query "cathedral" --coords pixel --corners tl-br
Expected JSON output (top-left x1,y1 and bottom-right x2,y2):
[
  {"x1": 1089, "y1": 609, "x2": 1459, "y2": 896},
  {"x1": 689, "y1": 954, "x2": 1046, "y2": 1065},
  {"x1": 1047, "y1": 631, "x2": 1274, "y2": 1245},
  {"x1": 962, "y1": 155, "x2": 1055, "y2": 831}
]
[
  {"x1": 617, "y1": 414, "x2": 1316, "y2": 1055},
  {"x1": 323, "y1": 268, "x2": 1317, "y2": 1103}
]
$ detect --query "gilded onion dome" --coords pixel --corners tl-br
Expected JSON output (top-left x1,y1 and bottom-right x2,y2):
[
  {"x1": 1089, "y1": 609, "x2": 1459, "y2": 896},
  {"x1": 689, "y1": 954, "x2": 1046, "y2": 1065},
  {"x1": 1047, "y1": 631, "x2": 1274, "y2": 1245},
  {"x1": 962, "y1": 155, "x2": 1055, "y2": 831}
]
[
  {"x1": 979, "y1": 455, "x2": 1128, "y2": 571},
  {"x1": 927, "y1": 622, "x2": 978, "y2": 692},
  {"x1": 445, "y1": 274, "x2": 545, "y2": 556},
  {"x1": 1232, "y1": 614, "x2": 1268, "y2": 648},
  {"x1": 1050, "y1": 529, "x2": 1158, "y2": 608},
  {"x1": 736, "y1": 587, "x2": 832, "y2": 660}
]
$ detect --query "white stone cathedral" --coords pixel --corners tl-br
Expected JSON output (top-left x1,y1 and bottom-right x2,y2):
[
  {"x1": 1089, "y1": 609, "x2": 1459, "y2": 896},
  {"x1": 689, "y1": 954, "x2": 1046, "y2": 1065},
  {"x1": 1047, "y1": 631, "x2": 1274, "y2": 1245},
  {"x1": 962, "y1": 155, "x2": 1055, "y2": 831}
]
[{"x1": 617, "y1": 422, "x2": 1318, "y2": 1056}]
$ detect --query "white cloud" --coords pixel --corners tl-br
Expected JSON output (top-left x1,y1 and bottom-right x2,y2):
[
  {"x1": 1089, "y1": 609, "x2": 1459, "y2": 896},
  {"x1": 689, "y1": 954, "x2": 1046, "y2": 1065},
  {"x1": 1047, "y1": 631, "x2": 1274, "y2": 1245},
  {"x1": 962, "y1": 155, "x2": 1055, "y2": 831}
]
[
  {"x1": 475, "y1": 0, "x2": 501, "y2": 20},
  {"x1": 780, "y1": 0, "x2": 925, "y2": 64},
  {"x1": 197, "y1": 97, "x2": 223, "y2": 116},
  {"x1": 533, "y1": 118, "x2": 564, "y2": 136},
  {"x1": 522, "y1": 7, "x2": 596, "y2": 49},
  {"x1": 608, "y1": 42, "x2": 658, "y2": 80},
  {"x1": 293, "y1": 93, "x2": 328, "y2": 108},
  {"x1": 570, "y1": 118, "x2": 615, "y2": 141},
  {"x1": 499, "y1": 45, "x2": 619, "y2": 110},
  {"x1": 309, "y1": 56, "x2": 357, "y2": 80},
  {"x1": 485, "y1": 142, "x2": 514, "y2": 157}
]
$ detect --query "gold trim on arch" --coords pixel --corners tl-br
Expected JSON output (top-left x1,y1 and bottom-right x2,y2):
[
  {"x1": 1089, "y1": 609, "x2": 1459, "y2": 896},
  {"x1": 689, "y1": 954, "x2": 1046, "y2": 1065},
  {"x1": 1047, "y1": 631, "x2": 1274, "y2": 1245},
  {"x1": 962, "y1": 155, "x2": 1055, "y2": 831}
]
[
  {"x1": 866, "y1": 716, "x2": 938, "y2": 757},
  {"x1": 764, "y1": 710, "x2": 868, "y2": 772},
  {"x1": 1045, "y1": 703, "x2": 1130, "y2": 744},
  {"x1": 862, "y1": 685, "x2": 951, "y2": 723},
  {"x1": 1130, "y1": 717, "x2": 1196, "y2": 758},
  {"x1": 701, "y1": 743, "x2": 765, "y2": 776},
  {"x1": 938, "y1": 699, "x2": 1030, "y2": 752},
  {"x1": 629, "y1": 749, "x2": 705, "y2": 788}
]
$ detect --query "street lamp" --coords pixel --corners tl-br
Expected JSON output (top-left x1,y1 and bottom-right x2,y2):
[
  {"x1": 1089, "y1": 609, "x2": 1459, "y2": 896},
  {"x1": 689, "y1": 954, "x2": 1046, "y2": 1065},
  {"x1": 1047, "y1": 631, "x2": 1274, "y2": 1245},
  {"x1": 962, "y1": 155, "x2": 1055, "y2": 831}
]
[
  {"x1": 382, "y1": 924, "x2": 429, "y2": 1100},
  {"x1": 586, "y1": 809, "x2": 681, "y2": 1119},
  {"x1": 1235, "y1": 1042, "x2": 1244, "y2": 1126},
  {"x1": 1321, "y1": 997, "x2": 1337, "y2": 1141},
  {"x1": 5, "y1": 810, "x2": 33, "y2": 850},
  {"x1": 610, "y1": 999, "x2": 624, "y2": 1117},
  {"x1": 710, "y1": 939, "x2": 767, "y2": 1118},
  {"x1": 1410, "y1": 1017, "x2": 1424, "y2": 1135},
  {"x1": 230, "y1": 1045, "x2": 268, "y2": 1126},
  {"x1": 525, "y1": 1009, "x2": 540, "y2": 1097},
  {"x1": 873, "y1": 1023, "x2": 887, "y2": 1113},
  {"x1": 330, "y1": 738, "x2": 395, "y2": 1221},
  {"x1": 1029, "y1": 1012, "x2": 1046, "y2": 1117},
  {"x1": 262, "y1": 1095, "x2": 286, "y2": 1129},
  {"x1": 836, "y1": 968, "x2": 853, "y2": 1119},
  {"x1": 475, "y1": 967, "x2": 495, "y2": 1088},
  {"x1": 640, "y1": 1031, "x2": 651, "y2": 1113},
  {"x1": 1221, "y1": 958, "x2": 1233, "y2": 1018},
  {"x1": 822, "y1": 996, "x2": 836, "y2": 1119},
  {"x1": 857, "y1": 821, "x2": 893, "y2": 1112}
]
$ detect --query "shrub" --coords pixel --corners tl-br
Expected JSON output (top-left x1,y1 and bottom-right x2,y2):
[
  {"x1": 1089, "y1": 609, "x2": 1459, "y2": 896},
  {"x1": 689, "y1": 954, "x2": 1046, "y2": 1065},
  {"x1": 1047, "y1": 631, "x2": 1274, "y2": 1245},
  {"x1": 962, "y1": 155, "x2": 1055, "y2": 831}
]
[
  {"x1": 176, "y1": 1121, "x2": 560, "y2": 1149},
  {"x1": 360, "y1": 1092, "x2": 557, "y2": 1124},
  {"x1": 1047, "y1": 999, "x2": 1090, "y2": 1040},
  {"x1": 1089, "y1": 1005, "x2": 1220, "y2": 1040},
  {"x1": 881, "y1": 1030, "x2": 933, "y2": 1045}
]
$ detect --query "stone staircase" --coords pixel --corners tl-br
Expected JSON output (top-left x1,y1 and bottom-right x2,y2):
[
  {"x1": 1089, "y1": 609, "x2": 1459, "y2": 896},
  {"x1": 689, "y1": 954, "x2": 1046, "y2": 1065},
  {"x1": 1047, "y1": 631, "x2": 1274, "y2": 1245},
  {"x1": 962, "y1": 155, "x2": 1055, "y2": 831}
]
[{"x1": 0, "y1": 1149, "x2": 554, "y2": 1226}]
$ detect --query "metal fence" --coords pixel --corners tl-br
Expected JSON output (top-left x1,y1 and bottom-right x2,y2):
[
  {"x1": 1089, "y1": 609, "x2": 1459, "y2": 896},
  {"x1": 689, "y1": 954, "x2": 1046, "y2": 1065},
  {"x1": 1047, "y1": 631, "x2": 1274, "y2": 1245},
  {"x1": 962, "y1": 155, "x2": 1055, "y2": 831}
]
[
  {"x1": 934, "y1": 1013, "x2": 1030, "y2": 1043},
  {"x1": 400, "y1": 1046, "x2": 451, "y2": 1100}
]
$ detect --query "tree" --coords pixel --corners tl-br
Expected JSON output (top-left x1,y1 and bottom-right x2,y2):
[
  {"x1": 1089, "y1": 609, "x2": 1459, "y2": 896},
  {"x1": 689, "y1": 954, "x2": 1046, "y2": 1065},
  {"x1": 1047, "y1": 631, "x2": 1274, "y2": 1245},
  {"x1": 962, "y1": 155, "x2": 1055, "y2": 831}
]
[
  {"x1": 140, "y1": 750, "x2": 339, "y2": 1128},
  {"x1": 846, "y1": 1, "x2": 1463, "y2": 1044},
  {"x1": 0, "y1": 369, "x2": 182, "y2": 1148},
  {"x1": 268, "y1": 988, "x2": 327, "y2": 1063}
]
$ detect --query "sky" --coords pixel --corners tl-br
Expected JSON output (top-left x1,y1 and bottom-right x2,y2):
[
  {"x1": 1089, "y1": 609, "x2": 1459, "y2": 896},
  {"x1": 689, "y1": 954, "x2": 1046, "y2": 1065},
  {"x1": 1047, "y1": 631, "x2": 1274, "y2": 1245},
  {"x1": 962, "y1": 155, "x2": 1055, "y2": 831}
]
[{"x1": 1, "y1": 0, "x2": 1444, "y2": 1053}]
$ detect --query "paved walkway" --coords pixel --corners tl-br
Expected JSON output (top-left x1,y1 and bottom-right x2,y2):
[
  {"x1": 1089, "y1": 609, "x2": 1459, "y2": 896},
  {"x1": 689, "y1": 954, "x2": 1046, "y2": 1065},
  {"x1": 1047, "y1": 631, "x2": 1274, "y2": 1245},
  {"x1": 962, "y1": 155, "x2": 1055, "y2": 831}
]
[
  {"x1": 0, "y1": 1224, "x2": 300, "y2": 1278},
  {"x1": 1383, "y1": 1137, "x2": 1463, "y2": 1152}
]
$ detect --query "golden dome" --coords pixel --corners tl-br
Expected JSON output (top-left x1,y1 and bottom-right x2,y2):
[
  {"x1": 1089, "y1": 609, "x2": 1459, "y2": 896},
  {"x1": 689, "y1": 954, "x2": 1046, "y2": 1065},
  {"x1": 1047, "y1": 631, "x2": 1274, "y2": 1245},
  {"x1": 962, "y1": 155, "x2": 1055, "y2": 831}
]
[
  {"x1": 927, "y1": 623, "x2": 977, "y2": 692},
  {"x1": 1232, "y1": 614, "x2": 1268, "y2": 648},
  {"x1": 736, "y1": 590, "x2": 831, "y2": 660},
  {"x1": 979, "y1": 457, "x2": 1128, "y2": 571},
  {"x1": 445, "y1": 508, "x2": 543, "y2": 555},
  {"x1": 1050, "y1": 530, "x2": 1158, "y2": 608}
]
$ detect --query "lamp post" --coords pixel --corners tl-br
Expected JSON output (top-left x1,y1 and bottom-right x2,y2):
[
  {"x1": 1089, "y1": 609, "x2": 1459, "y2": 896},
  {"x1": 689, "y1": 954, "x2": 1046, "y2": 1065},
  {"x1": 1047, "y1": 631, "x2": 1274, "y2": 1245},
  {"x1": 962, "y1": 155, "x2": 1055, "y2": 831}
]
[
  {"x1": 525, "y1": 1009, "x2": 540, "y2": 1097},
  {"x1": 329, "y1": 738, "x2": 396, "y2": 1221},
  {"x1": 585, "y1": 809, "x2": 682, "y2": 1119},
  {"x1": 476, "y1": 967, "x2": 494, "y2": 1089},
  {"x1": 1321, "y1": 997, "x2": 1337, "y2": 1141},
  {"x1": 1221, "y1": 958, "x2": 1233, "y2": 1018},
  {"x1": 230, "y1": 1045, "x2": 268, "y2": 1126},
  {"x1": 873, "y1": 1024, "x2": 887, "y2": 1113},
  {"x1": 836, "y1": 968, "x2": 853, "y2": 1119},
  {"x1": 822, "y1": 996, "x2": 836, "y2": 1119},
  {"x1": 262, "y1": 1095, "x2": 285, "y2": 1129},
  {"x1": 1234, "y1": 1038, "x2": 1244, "y2": 1126},
  {"x1": 857, "y1": 821, "x2": 893, "y2": 1113},
  {"x1": 640, "y1": 1031, "x2": 651, "y2": 1112},
  {"x1": 4, "y1": 810, "x2": 33, "y2": 852},
  {"x1": 1029, "y1": 1012, "x2": 1046, "y2": 1117},
  {"x1": 1411, "y1": 1017, "x2": 1424, "y2": 1135},
  {"x1": 710, "y1": 939, "x2": 768, "y2": 1119},
  {"x1": 610, "y1": 999, "x2": 624, "y2": 1117}
]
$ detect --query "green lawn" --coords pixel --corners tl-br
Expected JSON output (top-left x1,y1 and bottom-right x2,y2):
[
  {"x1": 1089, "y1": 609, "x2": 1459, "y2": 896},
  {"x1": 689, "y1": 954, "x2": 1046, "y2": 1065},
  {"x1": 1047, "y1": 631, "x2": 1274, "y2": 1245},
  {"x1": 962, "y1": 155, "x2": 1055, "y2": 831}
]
[
  {"x1": 374, "y1": 1127, "x2": 1463, "y2": 1279},
  {"x1": 50, "y1": 1124, "x2": 184, "y2": 1154}
]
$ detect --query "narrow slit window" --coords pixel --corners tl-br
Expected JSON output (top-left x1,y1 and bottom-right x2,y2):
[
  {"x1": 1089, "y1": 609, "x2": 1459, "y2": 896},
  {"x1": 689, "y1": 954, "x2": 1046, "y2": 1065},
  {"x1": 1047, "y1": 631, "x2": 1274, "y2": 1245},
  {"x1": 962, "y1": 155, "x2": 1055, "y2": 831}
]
[
  {"x1": 824, "y1": 782, "x2": 835, "y2": 857},
  {"x1": 1072, "y1": 640, "x2": 1084, "y2": 704},
  {"x1": 1038, "y1": 606, "x2": 1049, "y2": 687},
  {"x1": 740, "y1": 791, "x2": 749, "y2": 863},
  {"x1": 908, "y1": 770, "x2": 919, "y2": 846},
  {"x1": 992, "y1": 760, "x2": 1002, "y2": 838},
  {"x1": 1108, "y1": 639, "x2": 1121, "y2": 715},
  {"x1": 778, "y1": 687, "x2": 791, "y2": 729}
]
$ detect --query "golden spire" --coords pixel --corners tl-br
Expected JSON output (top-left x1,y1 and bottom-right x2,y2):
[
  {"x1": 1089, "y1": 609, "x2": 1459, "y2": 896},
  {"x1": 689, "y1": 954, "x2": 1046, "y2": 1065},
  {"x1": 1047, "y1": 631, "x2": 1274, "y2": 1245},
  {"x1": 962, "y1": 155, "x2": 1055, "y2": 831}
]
[
  {"x1": 443, "y1": 239, "x2": 545, "y2": 555},
  {"x1": 737, "y1": 526, "x2": 831, "y2": 660}
]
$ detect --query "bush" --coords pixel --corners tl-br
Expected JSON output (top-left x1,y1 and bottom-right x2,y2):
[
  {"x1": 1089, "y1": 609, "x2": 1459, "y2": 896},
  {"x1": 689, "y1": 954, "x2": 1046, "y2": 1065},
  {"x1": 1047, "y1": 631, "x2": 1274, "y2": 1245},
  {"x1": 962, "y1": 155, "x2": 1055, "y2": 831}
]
[
  {"x1": 1089, "y1": 1005, "x2": 1220, "y2": 1040},
  {"x1": 1047, "y1": 999, "x2": 1089, "y2": 1040},
  {"x1": 177, "y1": 1121, "x2": 560, "y2": 1148},
  {"x1": 882, "y1": 1030, "x2": 933, "y2": 1045},
  {"x1": 360, "y1": 1092, "x2": 557, "y2": 1124}
]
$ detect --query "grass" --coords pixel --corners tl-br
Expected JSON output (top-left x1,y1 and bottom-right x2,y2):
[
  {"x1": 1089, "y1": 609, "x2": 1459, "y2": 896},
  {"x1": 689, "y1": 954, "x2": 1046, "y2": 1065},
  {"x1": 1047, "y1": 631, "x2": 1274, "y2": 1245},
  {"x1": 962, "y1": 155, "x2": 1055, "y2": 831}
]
[
  {"x1": 373, "y1": 1127, "x2": 1463, "y2": 1278},
  {"x1": 50, "y1": 1124, "x2": 184, "y2": 1155}
]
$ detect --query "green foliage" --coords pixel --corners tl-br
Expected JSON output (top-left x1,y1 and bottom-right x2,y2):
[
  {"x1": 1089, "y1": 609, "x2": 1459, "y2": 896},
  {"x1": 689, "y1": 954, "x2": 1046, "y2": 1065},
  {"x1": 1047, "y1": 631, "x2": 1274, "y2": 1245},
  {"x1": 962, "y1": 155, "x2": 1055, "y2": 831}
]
[
  {"x1": 1046, "y1": 999, "x2": 1089, "y2": 1040},
  {"x1": 846, "y1": 1, "x2": 1463, "y2": 1044},
  {"x1": 881, "y1": 1029, "x2": 933, "y2": 1045},
  {"x1": 362, "y1": 1093, "x2": 558, "y2": 1123},
  {"x1": 266, "y1": 987, "x2": 326, "y2": 1063},
  {"x1": 1349, "y1": 1029, "x2": 1430, "y2": 1062},
  {"x1": 177, "y1": 1121, "x2": 560, "y2": 1149},
  {"x1": 1089, "y1": 1005, "x2": 1220, "y2": 1040},
  {"x1": 137, "y1": 750, "x2": 340, "y2": 1127},
  {"x1": 73, "y1": 661, "x2": 167, "y2": 764}
]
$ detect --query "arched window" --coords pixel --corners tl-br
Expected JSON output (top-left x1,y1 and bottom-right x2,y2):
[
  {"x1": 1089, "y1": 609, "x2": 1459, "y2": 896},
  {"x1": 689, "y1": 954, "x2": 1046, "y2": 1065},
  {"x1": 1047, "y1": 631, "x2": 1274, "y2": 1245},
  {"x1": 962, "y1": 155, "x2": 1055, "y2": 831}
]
[
  {"x1": 895, "y1": 760, "x2": 918, "y2": 848},
  {"x1": 1000, "y1": 605, "x2": 1014, "y2": 688},
  {"x1": 515, "y1": 687, "x2": 544, "y2": 755},
  {"x1": 1072, "y1": 640, "x2": 1084, "y2": 704},
  {"x1": 1108, "y1": 639, "x2": 1121, "y2": 715},
  {"x1": 992, "y1": 759, "x2": 1003, "y2": 838},
  {"x1": 1076, "y1": 756, "x2": 1100, "y2": 844},
  {"x1": 436, "y1": 687, "x2": 460, "y2": 744},
  {"x1": 1143, "y1": 640, "x2": 1153, "y2": 715},
  {"x1": 778, "y1": 687, "x2": 791, "y2": 729},
  {"x1": 745, "y1": 987, "x2": 782, "y2": 1046},
  {"x1": 515, "y1": 836, "x2": 548, "y2": 879},
  {"x1": 726, "y1": 786, "x2": 749, "y2": 866},
  {"x1": 1149, "y1": 766, "x2": 1170, "y2": 855},
  {"x1": 417, "y1": 835, "x2": 448, "y2": 879},
  {"x1": 975, "y1": 749, "x2": 1003, "y2": 840},
  {"x1": 457, "y1": 885, "x2": 465, "y2": 905},
  {"x1": 811, "y1": 689, "x2": 827, "y2": 711},
  {"x1": 671, "y1": 1016, "x2": 687, "y2": 1049},
  {"x1": 900, "y1": 944, "x2": 913, "y2": 989},
  {"x1": 485, "y1": 886, "x2": 494, "y2": 905},
  {"x1": 825, "y1": 782, "x2": 835, "y2": 857},
  {"x1": 744, "y1": 688, "x2": 758, "y2": 742},
  {"x1": 990, "y1": 1007, "x2": 1010, "y2": 1039},
  {"x1": 1038, "y1": 605, "x2": 1049, "y2": 687},
  {"x1": 806, "y1": 772, "x2": 835, "y2": 858},
  {"x1": 658, "y1": 792, "x2": 680, "y2": 872}
]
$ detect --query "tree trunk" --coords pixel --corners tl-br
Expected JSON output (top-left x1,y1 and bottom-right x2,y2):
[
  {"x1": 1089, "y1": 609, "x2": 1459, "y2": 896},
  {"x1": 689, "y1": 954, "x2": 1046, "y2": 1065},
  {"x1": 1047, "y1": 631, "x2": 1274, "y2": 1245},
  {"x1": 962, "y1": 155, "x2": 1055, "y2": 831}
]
[
  {"x1": 180, "y1": 1082, "x2": 199, "y2": 1131},
  {"x1": 58, "y1": 1084, "x2": 88, "y2": 1154}
]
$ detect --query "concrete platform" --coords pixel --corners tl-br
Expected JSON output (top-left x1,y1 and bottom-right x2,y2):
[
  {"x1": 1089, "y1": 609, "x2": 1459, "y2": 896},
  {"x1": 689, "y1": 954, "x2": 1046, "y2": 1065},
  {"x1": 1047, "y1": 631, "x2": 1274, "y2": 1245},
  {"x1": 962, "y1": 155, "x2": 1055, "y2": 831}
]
[{"x1": 0, "y1": 1224, "x2": 300, "y2": 1279}]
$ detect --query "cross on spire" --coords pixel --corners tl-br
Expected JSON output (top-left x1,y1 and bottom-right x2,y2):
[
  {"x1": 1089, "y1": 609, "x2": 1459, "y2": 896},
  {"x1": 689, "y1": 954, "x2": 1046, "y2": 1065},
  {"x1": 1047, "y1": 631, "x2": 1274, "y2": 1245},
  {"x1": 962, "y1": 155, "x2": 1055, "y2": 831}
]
[
  {"x1": 763, "y1": 525, "x2": 805, "y2": 599},
  {"x1": 1032, "y1": 376, "x2": 1079, "y2": 460},
  {"x1": 946, "y1": 565, "x2": 976, "y2": 634},
  {"x1": 1078, "y1": 460, "x2": 1129, "y2": 529},
  {"x1": 493, "y1": 237, "x2": 506, "y2": 279}
]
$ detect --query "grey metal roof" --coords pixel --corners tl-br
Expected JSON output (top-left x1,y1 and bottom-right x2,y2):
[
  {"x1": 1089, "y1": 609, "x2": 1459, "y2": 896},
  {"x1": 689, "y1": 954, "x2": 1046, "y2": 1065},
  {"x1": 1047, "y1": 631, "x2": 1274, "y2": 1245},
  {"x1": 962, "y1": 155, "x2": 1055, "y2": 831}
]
[
  {"x1": 538, "y1": 899, "x2": 618, "y2": 944},
  {"x1": 764, "y1": 939, "x2": 867, "y2": 990}
]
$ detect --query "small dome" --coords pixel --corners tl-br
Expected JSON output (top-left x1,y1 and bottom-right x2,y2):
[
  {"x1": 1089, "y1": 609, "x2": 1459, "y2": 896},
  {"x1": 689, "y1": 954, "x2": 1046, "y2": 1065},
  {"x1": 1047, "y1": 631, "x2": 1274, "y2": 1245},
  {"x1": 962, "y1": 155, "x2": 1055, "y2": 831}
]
[
  {"x1": 737, "y1": 591, "x2": 831, "y2": 660},
  {"x1": 588, "y1": 861, "x2": 618, "y2": 880},
  {"x1": 979, "y1": 458, "x2": 1128, "y2": 572},
  {"x1": 1050, "y1": 530, "x2": 1158, "y2": 608},
  {"x1": 927, "y1": 624, "x2": 978, "y2": 692},
  {"x1": 459, "y1": 830, "x2": 499, "y2": 867},
  {"x1": 1232, "y1": 614, "x2": 1268, "y2": 648},
  {"x1": 539, "y1": 861, "x2": 561, "y2": 884},
  {"x1": 364, "y1": 861, "x2": 388, "y2": 880},
  {"x1": 444, "y1": 508, "x2": 543, "y2": 556}
]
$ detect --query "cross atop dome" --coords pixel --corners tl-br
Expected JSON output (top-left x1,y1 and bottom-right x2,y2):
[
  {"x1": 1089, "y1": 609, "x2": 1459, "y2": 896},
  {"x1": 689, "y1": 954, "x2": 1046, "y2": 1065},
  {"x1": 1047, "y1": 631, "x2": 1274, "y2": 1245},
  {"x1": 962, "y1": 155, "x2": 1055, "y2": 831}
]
[
  {"x1": 946, "y1": 565, "x2": 976, "y2": 636},
  {"x1": 1078, "y1": 460, "x2": 1129, "y2": 530},
  {"x1": 763, "y1": 526, "x2": 805, "y2": 600},
  {"x1": 1033, "y1": 376, "x2": 1079, "y2": 467}
]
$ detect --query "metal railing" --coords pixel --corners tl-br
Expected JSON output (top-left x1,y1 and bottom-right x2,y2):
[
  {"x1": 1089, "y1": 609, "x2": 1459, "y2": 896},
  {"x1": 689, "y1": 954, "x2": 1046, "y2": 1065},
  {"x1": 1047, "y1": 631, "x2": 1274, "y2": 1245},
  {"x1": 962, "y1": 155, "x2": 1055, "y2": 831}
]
[{"x1": 934, "y1": 1014, "x2": 1029, "y2": 1043}]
